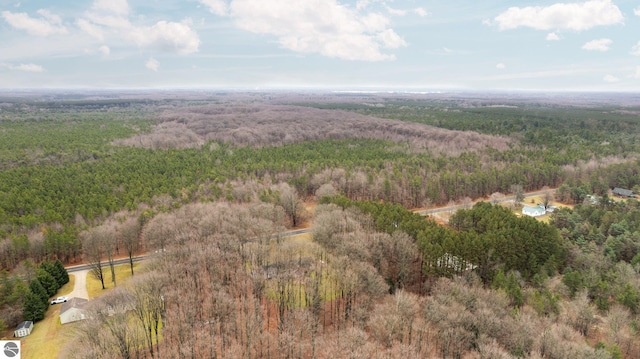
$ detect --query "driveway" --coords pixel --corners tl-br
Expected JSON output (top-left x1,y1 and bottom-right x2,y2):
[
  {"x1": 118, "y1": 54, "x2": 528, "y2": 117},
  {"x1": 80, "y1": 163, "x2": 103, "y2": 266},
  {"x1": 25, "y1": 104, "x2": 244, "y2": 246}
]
[{"x1": 66, "y1": 269, "x2": 89, "y2": 300}]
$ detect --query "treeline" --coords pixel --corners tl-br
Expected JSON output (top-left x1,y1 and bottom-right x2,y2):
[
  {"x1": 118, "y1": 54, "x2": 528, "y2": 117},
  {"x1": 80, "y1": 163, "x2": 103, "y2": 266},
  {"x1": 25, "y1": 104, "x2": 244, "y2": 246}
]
[{"x1": 0, "y1": 259, "x2": 68, "y2": 331}]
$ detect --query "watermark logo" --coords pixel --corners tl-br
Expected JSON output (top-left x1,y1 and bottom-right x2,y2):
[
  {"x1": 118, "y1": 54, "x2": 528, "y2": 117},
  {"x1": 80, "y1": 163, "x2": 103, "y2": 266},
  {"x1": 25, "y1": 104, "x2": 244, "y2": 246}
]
[{"x1": 1, "y1": 341, "x2": 20, "y2": 359}]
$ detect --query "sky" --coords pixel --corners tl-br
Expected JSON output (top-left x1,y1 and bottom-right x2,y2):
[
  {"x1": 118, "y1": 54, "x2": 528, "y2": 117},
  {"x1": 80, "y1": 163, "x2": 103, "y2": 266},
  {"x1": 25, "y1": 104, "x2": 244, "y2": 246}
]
[{"x1": 1, "y1": 0, "x2": 640, "y2": 91}]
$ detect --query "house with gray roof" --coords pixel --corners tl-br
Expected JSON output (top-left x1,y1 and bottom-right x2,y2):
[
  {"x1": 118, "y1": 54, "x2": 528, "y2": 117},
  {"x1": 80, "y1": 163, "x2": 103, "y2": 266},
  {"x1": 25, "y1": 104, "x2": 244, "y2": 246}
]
[{"x1": 60, "y1": 297, "x2": 89, "y2": 324}]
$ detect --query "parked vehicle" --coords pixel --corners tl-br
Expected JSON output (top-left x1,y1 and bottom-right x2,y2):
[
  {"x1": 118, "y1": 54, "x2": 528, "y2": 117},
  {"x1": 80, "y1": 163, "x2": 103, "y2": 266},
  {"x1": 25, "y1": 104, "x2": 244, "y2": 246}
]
[{"x1": 51, "y1": 296, "x2": 68, "y2": 305}]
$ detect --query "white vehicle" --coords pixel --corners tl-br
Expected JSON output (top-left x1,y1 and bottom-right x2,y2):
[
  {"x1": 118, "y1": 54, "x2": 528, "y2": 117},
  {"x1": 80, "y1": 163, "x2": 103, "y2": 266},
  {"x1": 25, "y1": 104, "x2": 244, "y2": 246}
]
[{"x1": 51, "y1": 296, "x2": 68, "y2": 305}]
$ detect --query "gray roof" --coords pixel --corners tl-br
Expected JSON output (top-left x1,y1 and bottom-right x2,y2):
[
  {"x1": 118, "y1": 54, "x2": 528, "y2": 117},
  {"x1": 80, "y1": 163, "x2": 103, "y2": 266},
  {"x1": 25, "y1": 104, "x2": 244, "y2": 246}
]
[
  {"x1": 60, "y1": 297, "x2": 89, "y2": 315},
  {"x1": 613, "y1": 187, "x2": 633, "y2": 197},
  {"x1": 16, "y1": 321, "x2": 33, "y2": 330}
]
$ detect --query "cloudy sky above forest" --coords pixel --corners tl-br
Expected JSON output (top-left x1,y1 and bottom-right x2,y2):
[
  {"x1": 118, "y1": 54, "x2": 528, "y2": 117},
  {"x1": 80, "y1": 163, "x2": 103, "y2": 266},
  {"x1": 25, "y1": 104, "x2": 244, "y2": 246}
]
[{"x1": 1, "y1": 0, "x2": 640, "y2": 91}]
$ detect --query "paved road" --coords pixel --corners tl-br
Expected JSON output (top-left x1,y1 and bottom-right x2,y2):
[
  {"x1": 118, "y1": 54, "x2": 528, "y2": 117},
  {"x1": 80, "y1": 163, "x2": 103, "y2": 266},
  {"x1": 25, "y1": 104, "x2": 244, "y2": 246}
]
[{"x1": 66, "y1": 256, "x2": 146, "y2": 273}]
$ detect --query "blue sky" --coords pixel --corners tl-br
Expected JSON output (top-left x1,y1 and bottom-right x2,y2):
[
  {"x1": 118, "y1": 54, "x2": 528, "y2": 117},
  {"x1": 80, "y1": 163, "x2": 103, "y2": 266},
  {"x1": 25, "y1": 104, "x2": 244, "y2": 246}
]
[{"x1": 1, "y1": 0, "x2": 639, "y2": 91}]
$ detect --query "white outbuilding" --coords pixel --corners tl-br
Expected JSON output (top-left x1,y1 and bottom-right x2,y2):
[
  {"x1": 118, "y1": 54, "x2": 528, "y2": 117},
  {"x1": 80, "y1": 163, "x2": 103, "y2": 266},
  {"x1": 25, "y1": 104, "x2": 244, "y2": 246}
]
[{"x1": 14, "y1": 321, "x2": 33, "y2": 337}]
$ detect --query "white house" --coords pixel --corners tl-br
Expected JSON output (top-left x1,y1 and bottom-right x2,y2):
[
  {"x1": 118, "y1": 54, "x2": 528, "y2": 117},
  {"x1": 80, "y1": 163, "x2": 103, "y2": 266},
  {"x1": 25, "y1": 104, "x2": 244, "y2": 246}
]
[
  {"x1": 14, "y1": 321, "x2": 33, "y2": 337},
  {"x1": 60, "y1": 297, "x2": 89, "y2": 324},
  {"x1": 522, "y1": 205, "x2": 546, "y2": 217}
]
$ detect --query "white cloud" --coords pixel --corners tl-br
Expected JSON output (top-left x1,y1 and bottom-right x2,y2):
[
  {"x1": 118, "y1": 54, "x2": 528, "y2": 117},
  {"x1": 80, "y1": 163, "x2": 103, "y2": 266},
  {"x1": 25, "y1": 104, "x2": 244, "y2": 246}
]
[
  {"x1": 413, "y1": 8, "x2": 428, "y2": 17},
  {"x1": 376, "y1": 29, "x2": 407, "y2": 49},
  {"x1": 77, "y1": 18, "x2": 105, "y2": 40},
  {"x1": 98, "y1": 45, "x2": 110, "y2": 56},
  {"x1": 36, "y1": 9, "x2": 63, "y2": 25},
  {"x1": 356, "y1": 0, "x2": 371, "y2": 10},
  {"x1": 603, "y1": 74, "x2": 619, "y2": 83},
  {"x1": 92, "y1": 0, "x2": 130, "y2": 16},
  {"x1": 635, "y1": 7, "x2": 640, "y2": 16},
  {"x1": 145, "y1": 58, "x2": 159, "y2": 72},
  {"x1": 635, "y1": 67, "x2": 640, "y2": 79},
  {"x1": 0, "y1": 62, "x2": 45, "y2": 72},
  {"x1": 200, "y1": 0, "x2": 229, "y2": 16},
  {"x1": 546, "y1": 32, "x2": 560, "y2": 41},
  {"x1": 386, "y1": 6, "x2": 407, "y2": 16},
  {"x1": 78, "y1": 0, "x2": 200, "y2": 55},
  {"x1": 229, "y1": 0, "x2": 406, "y2": 61},
  {"x1": 582, "y1": 38, "x2": 612, "y2": 51},
  {"x1": 493, "y1": 0, "x2": 623, "y2": 31},
  {"x1": 130, "y1": 21, "x2": 200, "y2": 55},
  {"x1": 631, "y1": 42, "x2": 640, "y2": 56},
  {"x1": 2, "y1": 10, "x2": 68, "y2": 36},
  {"x1": 496, "y1": 63, "x2": 506, "y2": 70}
]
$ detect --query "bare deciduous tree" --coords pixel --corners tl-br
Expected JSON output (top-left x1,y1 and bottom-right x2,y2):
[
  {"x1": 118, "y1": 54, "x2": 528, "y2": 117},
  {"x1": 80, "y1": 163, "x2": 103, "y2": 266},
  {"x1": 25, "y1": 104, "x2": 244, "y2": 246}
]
[
  {"x1": 510, "y1": 184, "x2": 525, "y2": 206},
  {"x1": 543, "y1": 191, "x2": 554, "y2": 210},
  {"x1": 129, "y1": 272, "x2": 165, "y2": 358},
  {"x1": 119, "y1": 215, "x2": 142, "y2": 276},
  {"x1": 80, "y1": 227, "x2": 109, "y2": 290},
  {"x1": 274, "y1": 183, "x2": 305, "y2": 228},
  {"x1": 489, "y1": 192, "x2": 504, "y2": 205}
]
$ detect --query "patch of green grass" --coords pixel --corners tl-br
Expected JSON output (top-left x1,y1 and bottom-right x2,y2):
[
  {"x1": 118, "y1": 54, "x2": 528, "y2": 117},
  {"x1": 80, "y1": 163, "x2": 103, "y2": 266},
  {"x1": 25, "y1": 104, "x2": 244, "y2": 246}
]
[{"x1": 87, "y1": 263, "x2": 138, "y2": 299}]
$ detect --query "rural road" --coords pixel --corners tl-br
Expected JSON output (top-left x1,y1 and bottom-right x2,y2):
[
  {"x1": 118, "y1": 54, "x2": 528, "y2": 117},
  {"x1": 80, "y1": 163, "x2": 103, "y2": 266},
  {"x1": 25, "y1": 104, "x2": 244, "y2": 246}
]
[
  {"x1": 66, "y1": 256, "x2": 146, "y2": 273},
  {"x1": 63, "y1": 189, "x2": 553, "y2": 284},
  {"x1": 415, "y1": 189, "x2": 553, "y2": 216}
]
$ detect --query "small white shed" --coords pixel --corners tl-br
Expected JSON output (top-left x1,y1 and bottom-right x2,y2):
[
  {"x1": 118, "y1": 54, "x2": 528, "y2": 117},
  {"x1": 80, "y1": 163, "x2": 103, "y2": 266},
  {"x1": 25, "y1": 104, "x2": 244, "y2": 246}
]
[
  {"x1": 60, "y1": 297, "x2": 89, "y2": 324},
  {"x1": 14, "y1": 321, "x2": 33, "y2": 337}
]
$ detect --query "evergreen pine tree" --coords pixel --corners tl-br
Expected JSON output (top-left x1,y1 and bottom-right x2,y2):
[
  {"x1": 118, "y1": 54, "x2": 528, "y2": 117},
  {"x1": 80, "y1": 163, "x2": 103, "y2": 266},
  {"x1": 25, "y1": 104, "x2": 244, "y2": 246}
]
[
  {"x1": 29, "y1": 278, "x2": 49, "y2": 304},
  {"x1": 23, "y1": 290, "x2": 47, "y2": 322},
  {"x1": 36, "y1": 268, "x2": 59, "y2": 297},
  {"x1": 506, "y1": 272, "x2": 524, "y2": 307},
  {"x1": 54, "y1": 259, "x2": 70, "y2": 285}
]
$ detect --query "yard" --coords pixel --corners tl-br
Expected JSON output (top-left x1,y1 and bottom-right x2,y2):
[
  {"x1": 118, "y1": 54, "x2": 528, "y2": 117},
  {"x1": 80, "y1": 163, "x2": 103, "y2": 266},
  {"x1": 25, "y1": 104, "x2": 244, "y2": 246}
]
[
  {"x1": 19, "y1": 275, "x2": 76, "y2": 359},
  {"x1": 86, "y1": 263, "x2": 139, "y2": 299},
  {"x1": 16, "y1": 264, "x2": 138, "y2": 359}
]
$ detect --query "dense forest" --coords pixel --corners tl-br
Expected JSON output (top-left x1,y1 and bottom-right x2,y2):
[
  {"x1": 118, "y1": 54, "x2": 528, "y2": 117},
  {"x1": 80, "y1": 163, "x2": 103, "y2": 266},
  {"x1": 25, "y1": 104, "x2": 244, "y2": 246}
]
[{"x1": 0, "y1": 91, "x2": 639, "y2": 358}]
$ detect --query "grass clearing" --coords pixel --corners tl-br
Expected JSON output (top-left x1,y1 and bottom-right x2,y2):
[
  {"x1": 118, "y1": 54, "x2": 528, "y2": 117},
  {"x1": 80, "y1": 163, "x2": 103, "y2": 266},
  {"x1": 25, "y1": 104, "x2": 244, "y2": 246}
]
[{"x1": 87, "y1": 263, "x2": 138, "y2": 299}]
